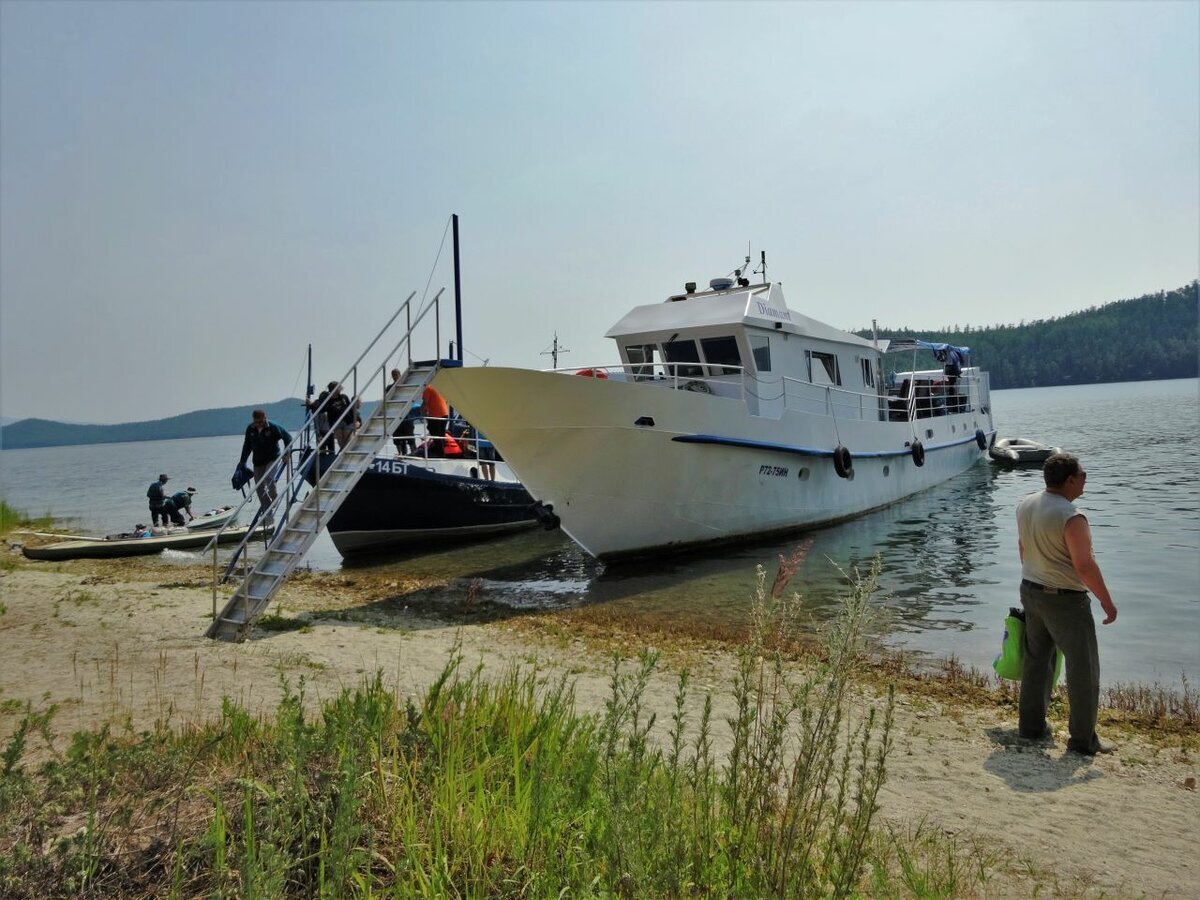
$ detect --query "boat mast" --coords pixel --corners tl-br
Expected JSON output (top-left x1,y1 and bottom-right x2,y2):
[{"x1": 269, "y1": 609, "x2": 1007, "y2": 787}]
[
  {"x1": 452, "y1": 213, "x2": 463, "y2": 363},
  {"x1": 304, "y1": 343, "x2": 314, "y2": 449}
]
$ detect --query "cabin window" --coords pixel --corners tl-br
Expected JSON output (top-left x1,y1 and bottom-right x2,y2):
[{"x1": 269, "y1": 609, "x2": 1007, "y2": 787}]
[
  {"x1": 806, "y1": 350, "x2": 841, "y2": 385},
  {"x1": 859, "y1": 357, "x2": 875, "y2": 388},
  {"x1": 700, "y1": 336, "x2": 742, "y2": 375},
  {"x1": 663, "y1": 339, "x2": 704, "y2": 378},
  {"x1": 626, "y1": 344, "x2": 663, "y2": 380},
  {"x1": 749, "y1": 335, "x2": 771, "y2": 372}
]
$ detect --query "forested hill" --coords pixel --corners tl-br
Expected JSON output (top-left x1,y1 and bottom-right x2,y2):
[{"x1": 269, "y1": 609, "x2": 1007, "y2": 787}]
[
  {"x1": 0, "y1": 399, "x2": 308, "y2": 450},
  {"x1": 862, "y1": 281, "x2": 1197, "y2": 389}
]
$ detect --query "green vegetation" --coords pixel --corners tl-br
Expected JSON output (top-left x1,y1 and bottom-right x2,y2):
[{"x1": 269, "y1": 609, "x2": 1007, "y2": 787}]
[
  {"x1": 0, "y1": 560, "x2": 1009, "y2": 897},
  {"x1": 867, "y1": 280, "x2": 1198, "y2": 389},
  {"x1": 0, "y1": 499, "x2": 52, "y2": 536}
]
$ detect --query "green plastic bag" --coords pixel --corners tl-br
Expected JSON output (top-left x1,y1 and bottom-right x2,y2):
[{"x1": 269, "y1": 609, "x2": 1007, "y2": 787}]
[{"x1": 993, "y1": 609, "x2": 1064, "y2": 682}]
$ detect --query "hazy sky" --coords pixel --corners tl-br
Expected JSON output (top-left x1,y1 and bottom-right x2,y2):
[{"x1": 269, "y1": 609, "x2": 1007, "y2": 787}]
[{"x1": 1, "y1": 1, "x2": 1197, "y2": 425}]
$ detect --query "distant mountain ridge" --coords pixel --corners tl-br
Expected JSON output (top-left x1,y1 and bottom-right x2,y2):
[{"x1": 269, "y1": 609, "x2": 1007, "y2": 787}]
[{"x1": 0, "y1": 399, "x2": 309, "y2": 450}]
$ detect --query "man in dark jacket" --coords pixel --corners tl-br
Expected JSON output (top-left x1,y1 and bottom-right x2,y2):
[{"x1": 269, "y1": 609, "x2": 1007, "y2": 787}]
[
  {"x1": 147, "y1": 473, "x2": 169, "y2": 526},
  {"x1": 239, "y1": 409, "x2": 293, "y2": 516}
]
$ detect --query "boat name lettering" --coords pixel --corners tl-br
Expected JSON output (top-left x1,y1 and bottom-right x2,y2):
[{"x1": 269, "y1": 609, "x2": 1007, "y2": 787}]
[
  {"x1": 371, "y1": 460, "x2": 409, "y2": 475},
  {"x1": 759, "y1": 464, "x2": 789, "y2": 477},
  {"x1": 755, "y1": 300, "x2": 791, "y2": 321}
]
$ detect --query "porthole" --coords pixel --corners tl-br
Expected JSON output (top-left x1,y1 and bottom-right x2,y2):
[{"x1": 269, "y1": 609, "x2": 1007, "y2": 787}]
[
  {"x1": 797, "y1": 467, "x2": 810, "y2": 481},
  {"x1": 925, "y1": 428, "x2": 934, "y2": 439},
  {"x1": 883, "y1": 465, "x2": 890, "y2": 477}
]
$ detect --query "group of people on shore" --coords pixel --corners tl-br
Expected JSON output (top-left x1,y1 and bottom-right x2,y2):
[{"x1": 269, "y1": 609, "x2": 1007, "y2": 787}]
[{"x1": 145, "y1": 474, "x2": 198, "y2": 527}]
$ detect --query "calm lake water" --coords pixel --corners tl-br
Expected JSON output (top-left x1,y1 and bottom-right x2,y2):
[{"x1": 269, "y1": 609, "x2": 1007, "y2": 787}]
[{"x1": 2, "y1": 378, "x2": 1197, "y2": 689}]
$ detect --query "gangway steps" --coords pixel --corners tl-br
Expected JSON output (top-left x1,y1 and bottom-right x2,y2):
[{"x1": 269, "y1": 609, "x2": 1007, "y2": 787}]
[{"x1": 206, "y1": 362, "x2": 439, "y2": 642}]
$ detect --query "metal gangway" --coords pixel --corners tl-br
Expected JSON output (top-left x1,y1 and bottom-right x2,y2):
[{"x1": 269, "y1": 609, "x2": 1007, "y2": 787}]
[{"x1": 205, "y1": 289, "x2": 448, "y2": 642}]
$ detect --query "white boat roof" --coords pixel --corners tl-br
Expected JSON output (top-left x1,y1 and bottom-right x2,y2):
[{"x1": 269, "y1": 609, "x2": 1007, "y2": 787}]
[{"x1": 604, "y1": 281, "x2": 876, "y2": 350}]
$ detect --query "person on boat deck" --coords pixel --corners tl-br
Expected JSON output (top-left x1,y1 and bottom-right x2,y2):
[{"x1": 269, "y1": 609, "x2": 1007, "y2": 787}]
[
  {"x1": 422, "y1": 385, "x2": 450, "y2": 441},
  {"x1": 1016, "y1": 452, "x2": 1118, "y2": 757},
  {"x1": 473, "y1": 429, "x2": 497, "y2": 480},
  {"x1": 325, "y1": 383, "x2": 360, "y2": 453},
  {"x1": 239, "y1": 410, "x2": 292, "y2": 516},
  {"x1": 306, "y1": 383, "x2": 336, "y2": 451},
  {"x1": 146, "y1": 473, "x2": 170, "y2": 526},
  {"x1": 388, "y1": 369, "x2": 420, "y2": 456},
  {"x1": 162, "y1": 487, "x2": 197, "y2": 526}
]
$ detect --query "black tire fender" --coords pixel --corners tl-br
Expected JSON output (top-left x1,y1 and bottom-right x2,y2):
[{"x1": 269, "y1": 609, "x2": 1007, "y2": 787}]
[
  {"x1": 975, "y1": 428, "x2": 987, "y2": 450},
  {"x1": 833, "y1": 444, "x2": 852, "y2": 478},
  {"x1": 911, "y1": 440, "x2": 926, "y2": 467}
]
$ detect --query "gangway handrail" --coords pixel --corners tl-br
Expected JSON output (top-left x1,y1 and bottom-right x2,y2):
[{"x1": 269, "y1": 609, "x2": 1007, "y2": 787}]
[{"x1": 205, "y1": 289, "x2": 441, "y2": 601}]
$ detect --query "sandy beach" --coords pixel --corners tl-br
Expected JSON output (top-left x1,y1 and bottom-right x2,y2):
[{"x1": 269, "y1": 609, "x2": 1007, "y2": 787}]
[{"x1": 1, "y1": 548, "x2": 1196, "y2": 898}]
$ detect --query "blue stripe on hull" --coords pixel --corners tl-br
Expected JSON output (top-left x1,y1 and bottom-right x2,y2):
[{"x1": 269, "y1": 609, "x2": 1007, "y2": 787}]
[{"x1": 672, "y1": 429, "x2": 992, "y2": 458}]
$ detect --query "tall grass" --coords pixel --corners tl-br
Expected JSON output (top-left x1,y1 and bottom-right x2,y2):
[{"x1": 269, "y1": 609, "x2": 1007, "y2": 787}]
[
  {"x1": 0, "y1": 498, "x2": 53, "y2": 535},
  {"x1": 0, "y1": 553, "x2": 988, "y2": 897}
]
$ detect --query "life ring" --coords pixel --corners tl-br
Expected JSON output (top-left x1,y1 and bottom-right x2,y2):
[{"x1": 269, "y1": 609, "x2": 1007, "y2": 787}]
[
  {"x1": 575, "y1": 368, "x2": 609, "y2": 379},
  {"x1": 833, "y1": 444, "x2": 852, "y2": 478},
  {"x1": 911, "y1": 440, "x2": 925, "y2": 467},
  {"x1": 975, "y1": 428, "x2": 987, "y2": 450}
]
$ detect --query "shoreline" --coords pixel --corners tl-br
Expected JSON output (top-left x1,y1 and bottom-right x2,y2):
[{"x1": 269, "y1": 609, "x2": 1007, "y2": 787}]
[{"x1": 1, "y1": 546, "x2": 1197, "y2": 896}]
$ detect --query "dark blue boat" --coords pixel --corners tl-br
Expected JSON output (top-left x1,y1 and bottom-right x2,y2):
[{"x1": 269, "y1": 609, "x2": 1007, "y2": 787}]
[{"x1": 304, "y1": 451, "x2": 539, "y2": 556}]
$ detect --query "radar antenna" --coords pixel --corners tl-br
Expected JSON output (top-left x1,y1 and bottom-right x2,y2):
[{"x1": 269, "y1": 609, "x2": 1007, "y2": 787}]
[{"x1": 729, "y1": 242, "x2": 754, "y2": 287}]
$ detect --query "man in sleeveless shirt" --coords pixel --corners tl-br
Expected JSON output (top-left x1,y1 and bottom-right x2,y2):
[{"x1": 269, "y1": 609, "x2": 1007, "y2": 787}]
[{"x1": 1016, "y1": 452, "x2": 1118, "y2": 755}]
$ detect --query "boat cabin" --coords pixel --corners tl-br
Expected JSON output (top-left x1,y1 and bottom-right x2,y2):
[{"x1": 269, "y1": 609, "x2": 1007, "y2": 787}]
[
  {"x1": 606, "y1": 279, "x2": 880, "y2": 395},
  {"x1": 601, "y1": 279, "x2": 977, "y2": 422}
]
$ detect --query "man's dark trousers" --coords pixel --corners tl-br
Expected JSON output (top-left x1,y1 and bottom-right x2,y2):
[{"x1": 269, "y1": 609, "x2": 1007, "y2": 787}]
[{"x1": 1019, "y1": 582, "x2": 1102, "y2": 753}]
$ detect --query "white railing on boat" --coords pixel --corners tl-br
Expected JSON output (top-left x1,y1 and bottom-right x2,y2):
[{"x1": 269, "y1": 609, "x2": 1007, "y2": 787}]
[{"x1": 551, "y1": 363, "x2": 990, "y2": 425}]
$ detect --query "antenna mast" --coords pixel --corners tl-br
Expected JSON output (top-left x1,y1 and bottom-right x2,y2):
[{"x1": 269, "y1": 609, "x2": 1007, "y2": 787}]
[{"x1": 541, "y1": 333, "x2": 570, "y2": 369}]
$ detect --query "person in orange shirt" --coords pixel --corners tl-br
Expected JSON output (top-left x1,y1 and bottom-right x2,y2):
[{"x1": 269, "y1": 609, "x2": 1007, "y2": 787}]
[{"x1": 423, "y1": 386, "x2": 450, "y2": 441}]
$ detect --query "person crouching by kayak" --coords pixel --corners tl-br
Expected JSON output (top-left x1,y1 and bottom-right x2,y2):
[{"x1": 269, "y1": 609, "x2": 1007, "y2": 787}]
[
  {"x1": 147, "y1": 473, "x2": 170, "y2": 526},
  {"x1": 239, "y1": 409, "x2": 292, "y2": 518},
  {"x1": 162, "y1": 487, "x2": 198, "y2": 526}
]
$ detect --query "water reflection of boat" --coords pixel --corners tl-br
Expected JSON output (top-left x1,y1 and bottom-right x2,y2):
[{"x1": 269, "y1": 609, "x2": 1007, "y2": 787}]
[
  {"x1": 302, "y1": 450, "x2": 538, "y2": 557},
  {"x1": 988, "y1": 437, "x2": 1061, "y2": 466},
  {"x1": 436, "y1": 267, "x2": 996, "y2": 559}
]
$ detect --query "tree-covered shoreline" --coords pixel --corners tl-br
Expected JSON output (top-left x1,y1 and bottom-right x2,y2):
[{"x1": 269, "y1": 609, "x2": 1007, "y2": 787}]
[{"x1": 864, "y1": 281, "x2": 1198, "y2": 389}]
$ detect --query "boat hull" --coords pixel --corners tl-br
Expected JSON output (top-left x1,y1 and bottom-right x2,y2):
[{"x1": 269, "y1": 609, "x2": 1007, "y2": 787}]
[
  {"x1": 305, "y1": 452, "x2": 539, "y2": 556},
  {"x1": 22, "y1": 524, "x2": 267, "y2": 561},
  {"x1": 434, "y1": 367, "x2": 994, "y2": 559}
]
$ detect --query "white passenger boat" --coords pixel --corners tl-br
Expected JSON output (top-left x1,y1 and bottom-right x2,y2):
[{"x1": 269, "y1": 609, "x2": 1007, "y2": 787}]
[{"x1": 434, "y1": 271, "x2": 997, "y2": 559}]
